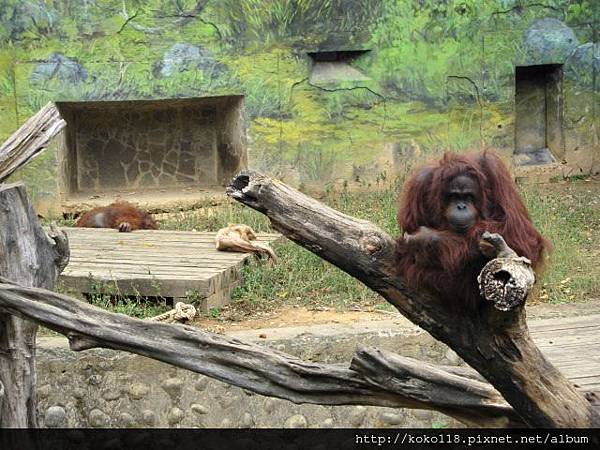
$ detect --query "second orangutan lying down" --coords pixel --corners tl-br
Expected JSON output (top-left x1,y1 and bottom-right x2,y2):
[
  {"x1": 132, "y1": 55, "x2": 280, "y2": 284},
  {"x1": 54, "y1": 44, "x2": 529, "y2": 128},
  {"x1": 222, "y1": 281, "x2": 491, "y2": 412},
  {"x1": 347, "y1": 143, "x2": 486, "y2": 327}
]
[{"x1": 75, "y1": 201, "x2": 158, "y2": 232}]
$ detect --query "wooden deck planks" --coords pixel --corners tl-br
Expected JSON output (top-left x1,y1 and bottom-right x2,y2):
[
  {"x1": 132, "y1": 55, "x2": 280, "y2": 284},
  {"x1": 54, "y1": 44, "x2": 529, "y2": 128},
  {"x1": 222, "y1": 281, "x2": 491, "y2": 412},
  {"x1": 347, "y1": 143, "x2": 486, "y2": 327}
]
[
  {"x1": 529, "y1": 313, "x2": 600, "y2": 392},
  {"x1": 59, "y1": 227, "x2": 282, "y2": 310}
]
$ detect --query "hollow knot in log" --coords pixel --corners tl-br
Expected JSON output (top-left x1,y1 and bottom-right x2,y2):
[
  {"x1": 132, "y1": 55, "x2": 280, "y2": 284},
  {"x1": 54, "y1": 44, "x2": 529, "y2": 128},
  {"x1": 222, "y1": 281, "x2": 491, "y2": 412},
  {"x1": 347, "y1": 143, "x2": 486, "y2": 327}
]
[
  {"x1": 359, "y1": 234, "x2": 384, "y2": 255},
  {"x1": 478, "y1": 256, "x2": 535, "y2": 311}
]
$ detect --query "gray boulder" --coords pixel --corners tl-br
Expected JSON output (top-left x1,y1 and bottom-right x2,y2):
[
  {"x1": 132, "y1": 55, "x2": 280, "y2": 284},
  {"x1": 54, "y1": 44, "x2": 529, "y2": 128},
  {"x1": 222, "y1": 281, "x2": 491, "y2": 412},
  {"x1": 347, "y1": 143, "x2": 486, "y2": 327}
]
[
  {"x1": 155, "y1": 43, "x2": 227, "y2": 78},
  {"x1": 31, "y1": 52, "x2": 88, "y2": 84},
  {"x1": 524, "y1": 18, "x2": 579, "y2": 63},
  {"x1": 566, "y1": 43, "x2": 600, "y2": 87}
]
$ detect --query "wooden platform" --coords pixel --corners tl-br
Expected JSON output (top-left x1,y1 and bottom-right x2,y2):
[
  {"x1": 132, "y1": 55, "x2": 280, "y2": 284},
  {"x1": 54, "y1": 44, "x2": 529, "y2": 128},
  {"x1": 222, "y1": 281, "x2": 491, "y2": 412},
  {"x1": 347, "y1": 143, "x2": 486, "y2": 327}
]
[
  {"x1": 59, "y1": 227, "x2": 282, "y2": 311},
  {"x1": 530, "y1": 314, "x2": 600, "y2": 392}
]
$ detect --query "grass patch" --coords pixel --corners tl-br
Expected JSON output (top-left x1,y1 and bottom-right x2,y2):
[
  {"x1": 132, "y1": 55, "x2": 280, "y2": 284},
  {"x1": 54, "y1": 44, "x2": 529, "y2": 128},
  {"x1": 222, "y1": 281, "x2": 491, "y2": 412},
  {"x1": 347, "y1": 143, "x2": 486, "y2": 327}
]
[
  {"x1": 522, "y1": 181, "x2": 600, "y2": 304},
  {"x1": 52, "y1": 276, "x2": 171, "y2": 323}
]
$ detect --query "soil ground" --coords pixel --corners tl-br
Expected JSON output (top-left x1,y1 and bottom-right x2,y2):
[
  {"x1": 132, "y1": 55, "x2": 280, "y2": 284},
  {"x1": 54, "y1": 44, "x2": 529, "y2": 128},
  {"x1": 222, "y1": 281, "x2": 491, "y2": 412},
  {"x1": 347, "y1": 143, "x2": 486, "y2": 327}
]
[{"x1": 192, "y1": 297, "x2": 600, "y2": 334}]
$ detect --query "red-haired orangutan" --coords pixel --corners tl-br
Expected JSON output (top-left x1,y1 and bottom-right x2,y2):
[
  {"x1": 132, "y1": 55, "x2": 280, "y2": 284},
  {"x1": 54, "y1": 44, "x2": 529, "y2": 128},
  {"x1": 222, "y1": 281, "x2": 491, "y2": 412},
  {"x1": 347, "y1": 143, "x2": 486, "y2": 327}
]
[
  {"x1": 395, "y1": 151, "x2": 549, "y2": 309},
  {"x1": 75, "y1": 201, "x2": 157, "y2": 232}
]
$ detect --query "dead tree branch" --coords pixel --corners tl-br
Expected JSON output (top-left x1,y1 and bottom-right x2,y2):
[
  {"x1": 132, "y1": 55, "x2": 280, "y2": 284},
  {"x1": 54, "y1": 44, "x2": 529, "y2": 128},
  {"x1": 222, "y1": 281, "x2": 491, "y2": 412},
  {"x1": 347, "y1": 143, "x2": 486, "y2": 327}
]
[{"x1": 0, "y1": 103, "x2": 65, "y2": 182}]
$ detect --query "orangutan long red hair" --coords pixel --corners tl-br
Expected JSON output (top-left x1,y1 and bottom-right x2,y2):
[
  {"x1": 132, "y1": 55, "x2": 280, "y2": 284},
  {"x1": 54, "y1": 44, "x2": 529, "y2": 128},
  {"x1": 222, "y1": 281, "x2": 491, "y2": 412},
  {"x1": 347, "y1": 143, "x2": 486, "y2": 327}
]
[
  {"x1": 395, "y1": 150, "x2": 550, "y2": 309},
  {"x1": 75, "y1": 200, "x2": 157, "y2": 232}
]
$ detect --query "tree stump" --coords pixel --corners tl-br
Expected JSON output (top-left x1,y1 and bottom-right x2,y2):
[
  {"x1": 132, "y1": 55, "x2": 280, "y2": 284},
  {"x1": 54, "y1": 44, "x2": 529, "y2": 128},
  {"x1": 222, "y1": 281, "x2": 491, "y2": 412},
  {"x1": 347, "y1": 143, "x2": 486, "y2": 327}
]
[{"x1": 0, "y1": 183, "x2": 68, "y2": 427}]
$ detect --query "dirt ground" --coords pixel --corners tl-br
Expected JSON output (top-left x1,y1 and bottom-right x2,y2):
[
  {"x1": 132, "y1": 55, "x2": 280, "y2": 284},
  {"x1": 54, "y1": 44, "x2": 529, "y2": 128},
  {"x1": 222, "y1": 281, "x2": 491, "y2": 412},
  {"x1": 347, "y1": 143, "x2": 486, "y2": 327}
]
[
  {"x1": 192, "y1": 297, "x2": 600, "y2": 334},
  {"x1": 192, "y1": 306, "x2": 394, "y2": 333}
]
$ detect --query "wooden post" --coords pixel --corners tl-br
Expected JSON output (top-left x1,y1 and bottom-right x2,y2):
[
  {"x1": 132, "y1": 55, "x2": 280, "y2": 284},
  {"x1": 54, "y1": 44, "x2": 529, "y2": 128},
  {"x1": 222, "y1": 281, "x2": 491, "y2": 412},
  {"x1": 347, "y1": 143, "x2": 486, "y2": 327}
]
[{"x1": 0, "y1": 183, "x2": 68, "y2": 427}]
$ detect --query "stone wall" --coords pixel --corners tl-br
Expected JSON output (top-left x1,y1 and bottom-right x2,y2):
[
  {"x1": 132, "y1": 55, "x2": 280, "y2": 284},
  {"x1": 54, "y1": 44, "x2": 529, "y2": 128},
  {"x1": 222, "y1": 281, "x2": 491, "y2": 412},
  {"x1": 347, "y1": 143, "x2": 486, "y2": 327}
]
[
  {"x1": 36, "y1": 319, "x2": 463, "y2": 428},
  {"x1": 56, "y1": 97, "x2": 246, "y2": 199}
]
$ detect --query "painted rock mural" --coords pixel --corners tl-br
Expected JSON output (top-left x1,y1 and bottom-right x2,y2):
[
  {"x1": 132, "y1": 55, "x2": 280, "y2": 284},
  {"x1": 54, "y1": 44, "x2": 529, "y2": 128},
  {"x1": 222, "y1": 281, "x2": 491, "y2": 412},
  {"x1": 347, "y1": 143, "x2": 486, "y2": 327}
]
[{"x1": 0, "y1": 0, "x2": 598, "y2": 216}]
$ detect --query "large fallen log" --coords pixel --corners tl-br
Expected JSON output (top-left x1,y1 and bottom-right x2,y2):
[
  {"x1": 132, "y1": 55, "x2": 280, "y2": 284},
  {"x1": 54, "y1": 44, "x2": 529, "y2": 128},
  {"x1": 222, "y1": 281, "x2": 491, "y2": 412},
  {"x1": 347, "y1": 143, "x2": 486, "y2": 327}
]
[
  {"x1": 0, "y1": 102, "x2": 66, "y2": 182},
  {"x1": 226, "y1": 171, "x2": 599, "y2": 427}
]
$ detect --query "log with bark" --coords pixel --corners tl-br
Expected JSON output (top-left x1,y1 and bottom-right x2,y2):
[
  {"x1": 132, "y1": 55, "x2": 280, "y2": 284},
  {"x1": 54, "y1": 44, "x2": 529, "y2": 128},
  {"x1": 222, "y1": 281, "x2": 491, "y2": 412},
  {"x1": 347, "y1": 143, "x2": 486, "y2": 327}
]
[
  {"x1": 0, "y1": 277, "x2": 523, "y2": 427},
  {"x1": 0, "y1": 183, "x2": 69, "y2": 427}
]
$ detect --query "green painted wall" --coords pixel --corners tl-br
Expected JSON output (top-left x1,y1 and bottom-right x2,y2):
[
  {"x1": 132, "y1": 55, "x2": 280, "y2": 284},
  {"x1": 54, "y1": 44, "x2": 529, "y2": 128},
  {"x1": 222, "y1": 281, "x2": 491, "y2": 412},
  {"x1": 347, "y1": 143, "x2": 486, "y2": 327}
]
[{"x1": 1, "y1": 0, "x2": 598, "y2": 210}]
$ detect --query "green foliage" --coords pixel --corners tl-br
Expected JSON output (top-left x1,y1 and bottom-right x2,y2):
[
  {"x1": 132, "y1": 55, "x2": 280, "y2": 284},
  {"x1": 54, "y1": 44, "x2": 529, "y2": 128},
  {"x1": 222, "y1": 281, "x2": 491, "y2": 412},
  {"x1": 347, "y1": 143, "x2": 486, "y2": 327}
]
[
  {"x1": 68, "y1": 275, "x2": 170, "y2": 319},
  {"x1": 210, "y1": 0, "x2": 381, "y2": 45}
]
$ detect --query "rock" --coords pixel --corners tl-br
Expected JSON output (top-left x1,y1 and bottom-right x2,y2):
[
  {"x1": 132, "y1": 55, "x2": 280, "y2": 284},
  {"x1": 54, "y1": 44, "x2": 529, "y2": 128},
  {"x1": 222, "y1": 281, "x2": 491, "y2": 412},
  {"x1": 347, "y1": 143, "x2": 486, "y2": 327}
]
[
  {"x1": 220, "y1": 418, "x2": 233, "y2": 427},
  {"x1": 567, "y1": 43, "x2": 600, "y2": 87},
  {"x1": 240, "y1": 412, "x2": 255, "y2": 428},
  {"x1": 412, "y1": 409, "x2": 433, "y2": 421},
  {"x1": 524, "y1": 18, "x2": 578, "y2": 63},
  {"x1": 264, "y1": 398, "x2": 278, "y2": 413},
  {"x1": 45, "y1": 406, "x2": 66, "y2": 428},
  {"x1": 141, "y1": 410, "x2": 156, "y2": 426},
  {"x1": 321, "y1": 418, "x2": 334, "y2": 427},
  {"x1": 217, "y1": 394, "x2": 236, "y2": 409},
  {"x1": 37, "y1": 384, "x2": 51, "y2": 400},
  {"x1": 87, "y1": 374, "x2": 102, "y2": 386},
  {"x1": 191, "y1": 404, "x2": 209, "y2": 415},
  {"x1": 102, "y1": 389, "x2": 122, "y2": 401},
  {"x1": 284, "y1": 414, "x2": 308, "y2": 428},
  {"x1": 167, "y1": 407, "x2": 184, "y2": 426},
  {"x1": 379, "y1": 411, "x2": 404, "y2": 425},
  {"x1": 8, "y1": 2, "x2": 59, "y2": 42},
  {"x1": 161, "y1": 377, "x2": 184, "y2": 398},
  {"x1": 119, "y1": 412, "x2": 135, "y2": 427},
  {"x1": 31, "y1": 52, "x2": 88, "y2": 84},
  {"x1": 128, "y1": 382, "x2": 149, "y2": 400},
  {"x1": 155, "y1": 43, "x2": 227, "y2": 78},
  {"x1": 89, "y1": 409, "x2": 110, "y2": 428},
  {"x1": 349, "y1": 406, "x2": 367, "y2": 427},
  {"x1": 194, "y1": 377, "x2": 209, "y2": 391},
  {"x1": 72, "y1": 388, "x2": 86, "y2": 400}
]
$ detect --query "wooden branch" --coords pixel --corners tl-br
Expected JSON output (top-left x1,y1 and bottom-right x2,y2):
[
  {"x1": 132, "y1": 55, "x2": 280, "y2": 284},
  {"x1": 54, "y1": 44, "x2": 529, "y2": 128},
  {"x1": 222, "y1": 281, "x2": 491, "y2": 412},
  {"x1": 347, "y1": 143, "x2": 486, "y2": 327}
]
[
  {"x1": 350, "y1": 346, "x2": 523, "y2": 427},
  {"x1": 0, "y1": 183, "x2": 66, "y2": 427},
  {"x1": 0, "y1": 278, "x2": 527, "y2": 427},
  {"x1": 0, "y1": 102, "x2": 66, "y2": 182},
  {"x1": 227, "y1": 171, "x2": 599, "y2": 428}
]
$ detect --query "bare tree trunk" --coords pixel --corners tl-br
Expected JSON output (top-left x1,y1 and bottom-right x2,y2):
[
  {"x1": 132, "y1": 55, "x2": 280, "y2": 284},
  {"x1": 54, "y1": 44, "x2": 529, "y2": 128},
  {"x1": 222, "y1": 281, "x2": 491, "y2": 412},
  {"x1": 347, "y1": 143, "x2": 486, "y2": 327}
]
[
  {"x1": 0, "y1": 183, "x2": 69, "y2": 427},
  {"x1": 227, "y1": 171, "x2": 599, "y2": 428}
]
